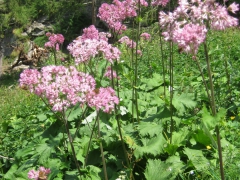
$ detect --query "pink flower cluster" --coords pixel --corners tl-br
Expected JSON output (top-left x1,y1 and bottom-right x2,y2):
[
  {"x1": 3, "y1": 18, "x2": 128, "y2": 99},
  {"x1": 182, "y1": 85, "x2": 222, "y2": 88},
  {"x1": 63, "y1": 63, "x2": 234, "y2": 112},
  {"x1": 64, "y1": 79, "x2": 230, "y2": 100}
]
[
  {"x1": 87, "y1": 87, "x2": 119, "y2": 113},
  {"x1": 19, "y1": 65, "x2": 119, "y2": 113},
  {"x1": 104, "y1": 66, "x2": 119, "y2": 79},
  {"x1": 172, "y1": 23, "x2": 207, "y2": 55},
  {"x1": 45, "y1": 32, "x2": 64, "y2": 51},
  {"x1": 67, "y1": 25, "x2": 121, "y2": 64},
  {"x1": 98, "y1": 0, "x2": 148, "y2": 33},
  {"x1": 20, "y1": 66, "x2": 96, "y2": 112},
  {"x1": 159, "y1": 0, "x2": 239, "y2": 55},
  {"x1": 28, "y1": 166, "x2": 51, "y2": 180},
  {"x1": 151, "y1": 0, "x2": 169, "y2": 7},
  {"x1": 118, "y1": 36, "x2": 142, "y2": 56},
  {"x1": 140, "y1": 32, "x2": 151, "y2": 41},
  {"x1": 119, "y1": 36, "x2": 136, "y2": 48}
]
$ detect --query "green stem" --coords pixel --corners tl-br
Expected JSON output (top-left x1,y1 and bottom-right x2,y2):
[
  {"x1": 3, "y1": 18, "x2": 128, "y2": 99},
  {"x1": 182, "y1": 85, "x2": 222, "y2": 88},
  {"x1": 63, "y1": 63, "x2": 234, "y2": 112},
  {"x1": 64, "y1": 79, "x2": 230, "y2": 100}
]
[
  {"x1": 97, "y1": 112, "x2": 108, "y2": 180},
  {"x1": 73, "y1": 106, "x2": 88, "y2": 140},
  {"x1": 84, "y1": 112, "x2": 98, "y2": 168},
  {"x1": 63, "y1": 110, "x2": 82, "y2": 178},
  {"x1": 53, "y1": 49, "x2": 57, "y2": 65},
  {"x1": 195, "y1": 57, "x2": 211, "y2": 104},
  {"x1": 204, "y1": 42, "x2": 224, "y2": 180},
  {"x1": 134, "y1": 3, "x2": 141, "y2": 123},
  {"x1": 159, "y1": 31, "x2": 166, "y2": 99},
  {"x1": 169, "y1": 41, "x2": 174, "y2": 143}
]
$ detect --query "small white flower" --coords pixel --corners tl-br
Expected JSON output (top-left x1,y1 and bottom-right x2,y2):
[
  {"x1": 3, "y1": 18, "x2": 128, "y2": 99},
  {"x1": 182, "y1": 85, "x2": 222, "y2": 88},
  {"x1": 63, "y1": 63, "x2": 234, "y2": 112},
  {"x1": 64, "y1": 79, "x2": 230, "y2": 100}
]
[
  {"x1": 82, "y1": 111, "x2": 97, "y2": 124},
  {"x1": 120, "y1": 106, "x2": 128, "y2": 115},
  {"x1": 168, "y1": 86, "x2": 175, "y2": 92},
  {"x1": 190, "y1": 170, "x2": 194, "y2": 175}
]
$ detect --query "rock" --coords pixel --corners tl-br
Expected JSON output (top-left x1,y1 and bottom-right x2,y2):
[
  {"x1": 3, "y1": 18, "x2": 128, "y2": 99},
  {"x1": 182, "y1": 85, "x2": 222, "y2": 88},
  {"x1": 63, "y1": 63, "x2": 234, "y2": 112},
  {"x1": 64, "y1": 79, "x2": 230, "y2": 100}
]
[
  {"x1": 32, "y1": 30, "x2": 45, "y2": 36},
  {"x1": 21, "y1": 32, "x2": 28, "y2": 37},
  {"x1": 26, "y1": 21, "x2": 53, "y2": 37},
  {"x1": 13, "y1": 64, "x2": 29, "y2": 71}
]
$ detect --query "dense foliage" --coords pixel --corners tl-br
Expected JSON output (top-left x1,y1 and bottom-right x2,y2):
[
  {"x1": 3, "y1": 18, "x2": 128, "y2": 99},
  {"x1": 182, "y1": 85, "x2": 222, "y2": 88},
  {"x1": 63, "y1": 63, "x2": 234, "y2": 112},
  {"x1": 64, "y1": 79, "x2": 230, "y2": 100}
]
[{"x1": 0, "y1": 0, "x2": 240, "y2": 180}]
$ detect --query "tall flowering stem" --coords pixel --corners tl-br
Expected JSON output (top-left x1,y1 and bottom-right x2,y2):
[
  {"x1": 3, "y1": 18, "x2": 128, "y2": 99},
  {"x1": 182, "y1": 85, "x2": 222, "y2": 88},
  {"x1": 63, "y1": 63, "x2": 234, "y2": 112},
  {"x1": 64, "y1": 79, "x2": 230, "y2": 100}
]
[
  {"x1": 159, "y1": 31, "x2": 166, "y2": 99},
  {"x1": 63, "y1": 110, "x2": 82, "y2": 178},
  {"x1": 203, "y1": 42, "x2": 224, "y2": 180},
  {"x1": 97, "y1": 112, "x2": 108, "y2": 180},
  {"x1": 45, "y1": 32, "x2": 64, "y2": 65}
]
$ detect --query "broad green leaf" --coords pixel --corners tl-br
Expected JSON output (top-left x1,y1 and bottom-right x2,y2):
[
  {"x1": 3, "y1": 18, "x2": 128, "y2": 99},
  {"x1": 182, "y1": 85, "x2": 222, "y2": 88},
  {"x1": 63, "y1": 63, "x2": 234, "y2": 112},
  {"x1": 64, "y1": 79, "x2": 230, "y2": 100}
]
[
  {"x1": 171, "y1": 128, "x2": 189, "y2": 146},
  {"x1": 201, "y1": 106, "x2": 226, "y2": 130},
  {"x1": 184, "y1": 148, "x2": 209, "y2": 171},
  {"x1": 67, "y1": 104, "x2": 83, "y2": 122},
  {"x1": 164, "y1": 144, "x2": 179, "y2": 155},
  {"x1": 201, "y1": 105, "x2": 216, "y2": 130},
  {"x1": 145, "y1": 156, "x2": 185, "y2": 179},
  {"x1": 137, "y1": 121, "x2": 162, "y2": 137},
  {"x1": 144, "y1": 159, "x2": 171, "y2": 180},
  {"x1": 134, "y1": 134, "x2": 166, "y2": 159},
  {"x1": 65, "y1": 170, "x2": 79, "y2": 180},
  {"x1": 166, "y1": 156, "x2": 185, "y2": 174},
  {"x1": 193, "y1": 129, "x2": 211, "y2": 146},
  {"x1": 140, "y1": 73, "x2": 163, "y2": 92},
  {"x1": 4, "y1": 164, "x2": 18, "y2": 179},
  {"x1": 172, "y1": 92, "x2": 196, "y2": 115}
]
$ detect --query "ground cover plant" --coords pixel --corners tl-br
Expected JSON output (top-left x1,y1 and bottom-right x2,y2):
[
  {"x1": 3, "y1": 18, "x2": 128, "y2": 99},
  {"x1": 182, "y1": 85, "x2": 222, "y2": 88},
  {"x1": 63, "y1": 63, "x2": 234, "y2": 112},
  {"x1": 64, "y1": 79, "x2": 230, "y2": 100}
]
[{"x1": 0, "y1": 0, "x2": 240, "y2": 179}]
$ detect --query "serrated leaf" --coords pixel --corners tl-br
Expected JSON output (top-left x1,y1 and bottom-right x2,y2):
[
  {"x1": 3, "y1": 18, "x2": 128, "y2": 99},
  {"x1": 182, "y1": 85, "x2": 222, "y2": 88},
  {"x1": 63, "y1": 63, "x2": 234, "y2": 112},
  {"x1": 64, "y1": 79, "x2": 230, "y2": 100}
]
[
  {"x1": 4, "y1": 164, "x2": 18, "y2": 179},
  {"x1": 201, "y1": 106, "x2": 226, "y2": 130},
  {"x1": 144, "y1": 159, "x2": 171, "y2": 180},
  {"x1": 183, "y1": 148, "x2": 209, "y2": 171},
  {"x1": 141, "y1": 73, "x2": 163, "y2": 92},
  {"x1": 171, "y1": 128, "x2": 189, "y2": 146},
  {"x1": 134, "y1": 134, "x2": 166, "y2": 159},
  {"x1": 137, "y1": 122, "x2": 163, "y2": 137},
  {"x1": 172, "y1": 93, "x2": 196, "y2": 115},
  {"x1": 67, "y1": 105, "x2": 83, "y2": 122},
  {"x1": 193, "y1": 129, "x2": 211, "y2": 146}
]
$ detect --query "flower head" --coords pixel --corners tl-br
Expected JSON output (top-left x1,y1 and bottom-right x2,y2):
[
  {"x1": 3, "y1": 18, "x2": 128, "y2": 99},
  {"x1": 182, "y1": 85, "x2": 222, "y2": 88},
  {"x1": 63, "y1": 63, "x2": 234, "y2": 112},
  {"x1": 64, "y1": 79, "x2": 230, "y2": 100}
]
[
  {"x1": 151, "y1": 0, "x2": 169, "y2": 6},
  {"x1": 228, "y1": 2, "x2": 239, "y2": 14},
  {"x1": 86, "y1": 87, "x2": 119, "y2": 113},
  {"x1": 45, "y1": 33, "x2": 64, "y2": 51},
  {"x1": 104, "y1": 66, "x2": 119, "y2": 79},
  {"x1": 28, "y1": 166, "x2": 51, "y2": 180},
  {"x1": 172, "y1": 23, "x2": 207, "y2": 55},
  {"x1": 140, "y1": 32, "x2": 151, "y2": 40},
  {"x1": 68, "y1": 25, "x2": 120, "y2": 65},
  {"x1": 20, "y1": 66, "x2": 96, "y2": 112}
]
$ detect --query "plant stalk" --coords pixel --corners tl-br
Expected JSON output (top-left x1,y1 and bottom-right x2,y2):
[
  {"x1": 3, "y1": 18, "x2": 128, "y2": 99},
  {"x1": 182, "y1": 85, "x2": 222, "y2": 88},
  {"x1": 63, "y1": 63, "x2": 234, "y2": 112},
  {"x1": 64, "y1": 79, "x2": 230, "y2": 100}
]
[
  {"x1": 159, "y1": 31, "x2": 166, "y2": 99},
  {"x1": 97, "y1": 112, "x2": 108, "y2": 180},
  {"x1": 204, "y1": 42, "x2": 224, "y2": 180},
  {"x1": 169, "y1": 41, "x2": 174, "y2": 143},
  {"x1": 63, "y1": 111, "x2": 82, "y2": 179}
]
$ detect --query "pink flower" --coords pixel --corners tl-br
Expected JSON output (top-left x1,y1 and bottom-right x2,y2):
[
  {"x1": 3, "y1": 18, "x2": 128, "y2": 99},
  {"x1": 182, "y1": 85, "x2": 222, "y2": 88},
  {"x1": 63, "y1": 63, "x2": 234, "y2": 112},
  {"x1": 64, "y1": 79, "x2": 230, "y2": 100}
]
[
  {"x1": 28, "y1": 167, "x2": 51, "y2": 180},
  {"x1": 159, "y1": 0, "x2": 239, "y2": 44},
  {"x1": 140, "y1": 33, "x2": 151, "y2": 40},
  {"x1": 45, "y1": 33, "x2": 64, "y2": 51},
  {"x1": 152, "y1": 0, "x2": 169, "y2": 7},
  {"x1": 81, "y1": 25, "x2": 99, "y2": 40},
  {"x1": 20, "y1": 66, "x2": 96, "y2": 112},
  {"x1": 68, "y1": 25, "x2": 120, "y2": 65},
  {"x1": 98, "y1": 0, "x2": 139, "y2": 33},
  {"x1": 137, "y1": 50, "x2": 142, "y2": 56},
  {"x1": 228, "y1": 2, "x2": 239, "y2": 14},
  {"x1": 104, "y1": 66, "x2": 119, "y2": 79},
  {"x1": 87, "y1": 87, "x2": 119, "y2": 113},
  {"x1": 119, "y1": 36, "x2": 136, "y2": 48},
  {"x1": 172, "y1": 23, "x2": 207, "y2": 55}
]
